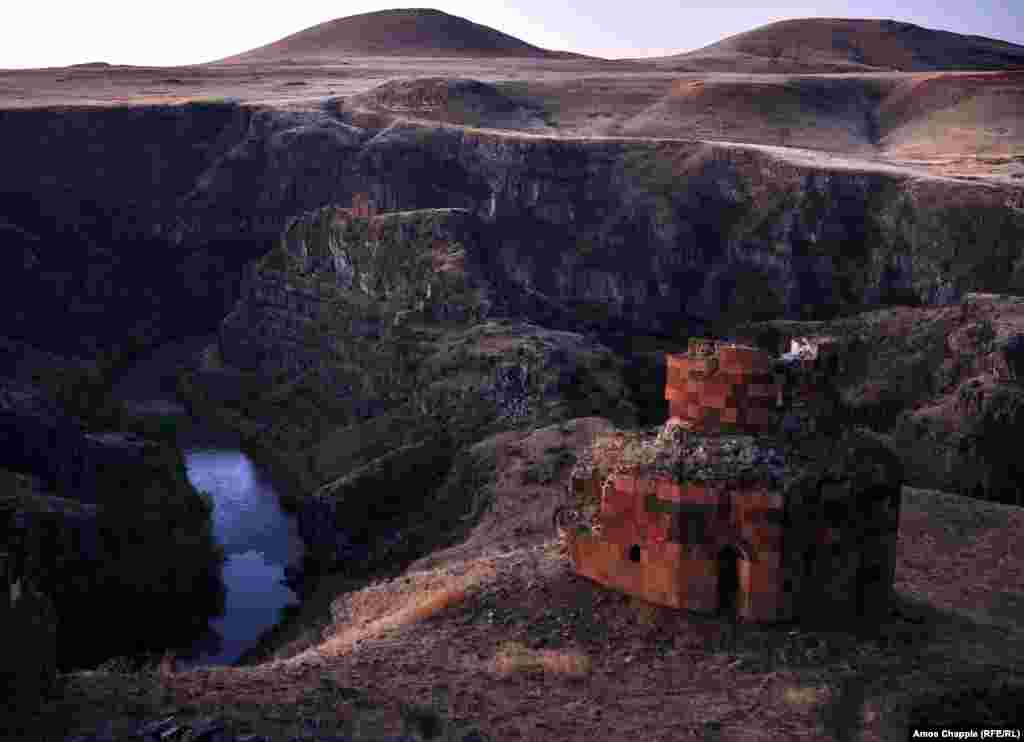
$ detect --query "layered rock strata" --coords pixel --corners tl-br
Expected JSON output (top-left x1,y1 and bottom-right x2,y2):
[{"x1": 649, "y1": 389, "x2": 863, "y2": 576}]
[
  {"x1": 3, "y1": 104, "x2": 1023, "y2": 357},
  {"x1": 218, "y1": 206, "x2": 491, "y2": 376}
]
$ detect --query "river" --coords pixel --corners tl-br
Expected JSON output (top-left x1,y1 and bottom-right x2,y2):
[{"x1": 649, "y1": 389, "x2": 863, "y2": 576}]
[{"x1": 111, "y1": 336, "x2": 305, "y2": 667}]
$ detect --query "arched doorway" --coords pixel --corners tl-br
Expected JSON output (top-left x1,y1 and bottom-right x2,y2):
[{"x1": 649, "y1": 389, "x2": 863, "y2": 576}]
[
  {"x1": 855, "y1": 563, "x2": 884, "y2": 619},
  {"x1": 799, "y1": 544, "x2": 819, "y2": 621},
  {"x1": 716, "y1": 546, "x2": 742, "y2": 619}
]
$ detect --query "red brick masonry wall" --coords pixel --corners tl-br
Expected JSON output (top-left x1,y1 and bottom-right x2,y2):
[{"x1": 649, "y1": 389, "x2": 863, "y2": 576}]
[
  {"x1": 665, "y1": 341, "x2": 779, "y2": 434},
  {"x1": 570, "y1": 472, "x2": 831, "y2": 621},
  {"x1": 568, "y1": 335, "x2": 898, "y2": 624}
]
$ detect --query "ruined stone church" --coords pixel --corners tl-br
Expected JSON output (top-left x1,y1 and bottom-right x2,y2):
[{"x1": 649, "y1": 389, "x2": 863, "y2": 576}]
[{"x1": 564, "y1": 337, "x2": 903, "y2": 624}]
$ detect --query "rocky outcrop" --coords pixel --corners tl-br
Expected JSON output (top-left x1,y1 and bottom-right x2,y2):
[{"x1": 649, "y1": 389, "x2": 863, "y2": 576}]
[
  {"x1": 0, "y1": 377, "x2": 168, "y2": 506},
  {"x1": 294, "y1": 494, "x2": 370, "y2": 569},
  {"x1": 61, "y1": 713, "x2": 492, "y2": 742},
  {"x1": 0, "y1": 375, "x2": 226, "y2": 672},
  {"x1": 2, "y1": 471, "x2": 95, "y2": 704},
  {"x1": 302, "y1": 439, "x2": 456, "y2": 569},
  {"x1": 0, "y1": 378, "x2": 99, "y2": 503},
  {"x1": 218, "y1": 206, "x2": 491, "y2": 376},
  {"x1": 889, "y1": 380, "x2": 1024, "y2": 505},
  {"x1": 2, "y1": 478, "x2": 103, "y2": 570},
  {"x1": 350, "y1": 77, "x2": 552, "y2": 129},
  {"x1": 2, "y1": 103, "x2": 1023, "y2": 360},
  {"x1": 226, "y1": 317, "x2": 639, "y2": 566},
  {"x1": 0, "y1": 103, "x2": 261, "y2": 357},
  {"x1": 737, "y1": 292, "x2": 1024, "y2": 504}
]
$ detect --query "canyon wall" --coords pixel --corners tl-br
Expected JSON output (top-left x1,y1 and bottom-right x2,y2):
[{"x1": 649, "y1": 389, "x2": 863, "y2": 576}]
[
  {"x1": 218, "y1": 206, "x2": 492, "y2": 376},
  {"x1": 2, "y1": 102, "x2": 1023, "y2": 362}
]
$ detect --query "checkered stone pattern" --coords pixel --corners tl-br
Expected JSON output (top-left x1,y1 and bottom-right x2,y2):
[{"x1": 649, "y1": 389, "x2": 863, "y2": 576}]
[
  {"x1": 565, "y1": 335, "x2": 902, "y2": 626},
  {"x1": 665, "y1": 340, "x2": 779, "y2": 434},
  {"x1": 568, "y1": 460, "x2": 901, "y2": 623},
  {"x1": 568, "y1": 469, "x2": 806, "y2": 621}
]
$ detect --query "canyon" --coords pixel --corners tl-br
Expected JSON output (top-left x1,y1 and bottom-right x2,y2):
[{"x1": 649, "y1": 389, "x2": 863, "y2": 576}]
[{"x1": 3, "y1": 9, "x2": 1024, "y2": 742}]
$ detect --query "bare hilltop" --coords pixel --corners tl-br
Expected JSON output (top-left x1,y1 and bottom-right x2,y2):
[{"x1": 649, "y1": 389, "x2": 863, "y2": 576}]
[
  {"x1": 213, "y1": 8, "x2": 591, "y2": 63},
  {"x1": 653, "y1": 17, "x2": 1024, "y2": 72}
]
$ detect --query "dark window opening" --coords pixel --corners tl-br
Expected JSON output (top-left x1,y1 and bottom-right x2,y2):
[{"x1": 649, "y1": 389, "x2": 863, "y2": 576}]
[
  {"x1": 629, "y1": 544, "x2": 641, "y2": 562},
  {"x1": 824, "y1": 500, "x2": 848, "y2": 525},
  {"x1": 854, "y1": 563, "x2": 887, "y2": 617},
  {"x1": 859, "y1": 564, "x2": 884, "y2": 583},
  {"x1": 683, "y1": 513, "x2": 706, "y2": 544},
  {"x1": 717, "y1": 546, "x2": 741, "y2": 619}
]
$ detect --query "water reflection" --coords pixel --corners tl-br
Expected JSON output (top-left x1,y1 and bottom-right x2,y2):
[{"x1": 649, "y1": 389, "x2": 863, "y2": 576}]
[{"x1": 180, "y1": 446, "x2": 303, "y2": 667}]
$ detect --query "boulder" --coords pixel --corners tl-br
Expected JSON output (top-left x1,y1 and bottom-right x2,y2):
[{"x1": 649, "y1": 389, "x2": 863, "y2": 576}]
[{"x1": 0, "y1": 378, "x2": 98, "y2": 503}]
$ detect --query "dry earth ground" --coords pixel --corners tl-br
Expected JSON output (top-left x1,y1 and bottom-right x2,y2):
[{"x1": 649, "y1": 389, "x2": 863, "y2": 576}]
[
  {"x1": 91, "y1": 418, "x2": 1022, "y2": 742},
  {"x1": 2, "y1": 62, "x2": 1022, "y2": 183}
]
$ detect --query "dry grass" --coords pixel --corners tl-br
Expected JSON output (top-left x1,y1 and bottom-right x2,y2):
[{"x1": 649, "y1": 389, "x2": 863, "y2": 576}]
[
  {"x1": 405, "y1": 585, "x2": 471, "y2": 624},
  {"x1": 782, "y1": 684, "x2": 829, "y2": 707},
  {"x1": 310, "y1": 573, "x2": 485, "y2": 661},
  {"x1": 315, "y1": 587, "x2": 467, "y2": 656},
  {"x1": 139, "y1": 480, "x2": 1024, "y2": 742},
  {"x1": 491, "y1": 640, "x2": 593, "y2": 677}
]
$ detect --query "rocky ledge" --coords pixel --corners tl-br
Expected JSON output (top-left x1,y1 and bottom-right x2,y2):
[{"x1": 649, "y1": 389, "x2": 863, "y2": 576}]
[
  {"x1": 4, "y1": 103, "x2": 1024, "y2": 359},
  {"x1": 63, "y1": 714, "x2": 490, "y2": 742},
  {"x1": 736, "y1": 292, "x2": 1024, "y2": 504}
]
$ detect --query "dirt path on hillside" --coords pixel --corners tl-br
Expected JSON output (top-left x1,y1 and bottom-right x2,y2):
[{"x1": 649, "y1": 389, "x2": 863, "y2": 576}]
[{"x1": 155, "y1": 439, "x2": 1024, "y2": 742}]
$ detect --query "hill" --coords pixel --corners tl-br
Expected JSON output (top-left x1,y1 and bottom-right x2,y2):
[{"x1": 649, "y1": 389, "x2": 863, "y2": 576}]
[
  {"x1": 214, "y1": 8, "x2": 588, "y2": 63},
  {"x1": 655, "y1": 18, "x2": 1024, "y2": 72}
]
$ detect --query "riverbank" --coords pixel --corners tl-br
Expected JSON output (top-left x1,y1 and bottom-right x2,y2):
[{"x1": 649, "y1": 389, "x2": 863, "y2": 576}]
[
  {"x1": 175, "y1": 365, "x2": 314, "y2": 511},
  {"x1": 36, "y1": 477, "x2": 1024, "y2": 742},
  {"x1": 173, "y1": 363, "x2": 492, "y2": 667},
  {"x1": 103, "y1": 336, "x2": 321, "y2": 667},
  {"x1": 0, "y1": 375, "x2": 227, "y2": 674}
]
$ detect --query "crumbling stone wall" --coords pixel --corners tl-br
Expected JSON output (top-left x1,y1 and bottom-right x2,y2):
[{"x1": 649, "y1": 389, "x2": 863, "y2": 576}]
[
  {"x1": 665, "y1": 339, "x2": 779, "y2": 434},
  {"x1": 566, "y1": 336, "x2": 902, "y2": 625}
]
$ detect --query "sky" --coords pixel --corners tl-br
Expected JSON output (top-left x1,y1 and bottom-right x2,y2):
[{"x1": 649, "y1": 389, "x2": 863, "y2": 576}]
[{"x1": 2, "y1": 0, "x2": 1023, "y2": 68}]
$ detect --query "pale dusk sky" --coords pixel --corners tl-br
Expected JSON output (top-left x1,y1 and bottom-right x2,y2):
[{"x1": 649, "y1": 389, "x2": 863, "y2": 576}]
[{"x1": 2, "y1": 1, "x2": 1022, "y2": 68}]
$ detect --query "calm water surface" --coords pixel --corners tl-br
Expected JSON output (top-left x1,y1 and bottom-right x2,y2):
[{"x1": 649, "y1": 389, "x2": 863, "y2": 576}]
[
  {"x1": 111, "y1": 336, "x2": 305, "y2": 667},
  {"x1": 179, "y1": 428, "x2": 304, "y2": 667}
]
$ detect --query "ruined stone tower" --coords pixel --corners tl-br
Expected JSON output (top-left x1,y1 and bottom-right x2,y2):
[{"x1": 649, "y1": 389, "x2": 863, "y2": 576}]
[{"x1": 564, "y1": 337, "x2": 902, "y2": 625}]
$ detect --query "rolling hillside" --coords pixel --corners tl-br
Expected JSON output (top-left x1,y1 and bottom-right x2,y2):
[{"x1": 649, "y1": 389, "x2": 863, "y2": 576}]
[
  {"x1": 655, "y1": 18, "x2": 1024, "y2": 72},
  {"x1": 214, "y1": 8, "x2": 590, "y2": 63}
]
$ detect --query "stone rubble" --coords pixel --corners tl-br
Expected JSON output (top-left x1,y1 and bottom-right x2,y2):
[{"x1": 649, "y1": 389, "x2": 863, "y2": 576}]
[{"x1": 62, "y1": 713, "x2": 491, "y2": 742}]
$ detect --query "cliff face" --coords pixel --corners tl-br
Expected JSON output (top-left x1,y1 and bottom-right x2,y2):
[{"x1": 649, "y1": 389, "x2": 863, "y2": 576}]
[
  {"x1": 219, "y1": 206, "x2": 492, "y2": 376},
  {"x1": 738, "y1": 293, "x2": 1024, "y2": 504},
  {"x1": 2, "y1": 102, "x2": 1023, "y2": 360},
  {"x1": 0, "y1": 379, "x2": 100, "y2": 503},
  {"x1": 0, "y1": 371, "x2": 225, "y2": 672}
]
